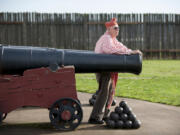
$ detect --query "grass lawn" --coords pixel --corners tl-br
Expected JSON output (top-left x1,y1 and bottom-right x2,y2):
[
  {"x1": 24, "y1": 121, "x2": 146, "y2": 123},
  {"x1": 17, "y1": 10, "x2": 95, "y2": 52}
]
[{"x1": 75, "y1": 60, "x2": 180, "y2": 106}]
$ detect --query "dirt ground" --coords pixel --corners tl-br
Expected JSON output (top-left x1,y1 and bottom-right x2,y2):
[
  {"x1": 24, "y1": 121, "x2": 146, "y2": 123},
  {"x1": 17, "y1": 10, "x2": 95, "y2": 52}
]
[{"x1": 0, "y1": 92, "x2": 180, "y2": 135}]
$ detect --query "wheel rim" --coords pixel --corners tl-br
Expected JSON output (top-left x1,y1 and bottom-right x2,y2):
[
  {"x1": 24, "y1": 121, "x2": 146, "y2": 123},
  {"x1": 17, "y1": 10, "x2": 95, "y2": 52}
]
[
  {"x1": 49, "y1": 98, "x2": 83, "y2": 131},
  {"x1": 0, "y1": 112, "x2": 6, "y2": 123},
  {"x1": 2, "y1": 113, "x2": 7, "y2": 120},
  {"x1": 0, "y1": 112, "x2": 2, "y2": 123}
]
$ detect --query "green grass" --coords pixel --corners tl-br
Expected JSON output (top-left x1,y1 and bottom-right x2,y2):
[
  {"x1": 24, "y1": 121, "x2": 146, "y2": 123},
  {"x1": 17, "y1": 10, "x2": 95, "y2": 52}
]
[{"x1": 75, "y1": 60, "x2": 180, "y2": 106}]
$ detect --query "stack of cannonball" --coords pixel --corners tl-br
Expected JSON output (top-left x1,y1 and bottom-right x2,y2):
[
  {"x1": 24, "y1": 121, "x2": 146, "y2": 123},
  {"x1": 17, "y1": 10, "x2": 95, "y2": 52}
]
[
  {"x1": 89, "y1": 93, "x2": 116, "y2": 106},
  {"x1": 105, "y1": 100, "x2": 141, "y2": 129}
]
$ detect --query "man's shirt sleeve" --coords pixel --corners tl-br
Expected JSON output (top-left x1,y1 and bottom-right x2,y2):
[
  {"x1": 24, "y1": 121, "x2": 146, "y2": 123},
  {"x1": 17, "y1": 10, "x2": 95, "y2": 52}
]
[{"x1": 101, "y1": 36, "x2": 132, "y2": 54}]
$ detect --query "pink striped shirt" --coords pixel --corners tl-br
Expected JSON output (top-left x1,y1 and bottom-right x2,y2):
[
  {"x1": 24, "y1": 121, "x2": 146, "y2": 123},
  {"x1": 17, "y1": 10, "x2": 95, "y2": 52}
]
[{"x1": 95, "y1": 31, "x2": 132, "y2": 54}]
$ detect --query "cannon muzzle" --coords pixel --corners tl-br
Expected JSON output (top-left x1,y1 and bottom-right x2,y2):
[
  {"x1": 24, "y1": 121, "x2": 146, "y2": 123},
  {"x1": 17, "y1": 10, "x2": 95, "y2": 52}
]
[{"x1": 0, "y1": 45, "x2": 142, "y2": 75}]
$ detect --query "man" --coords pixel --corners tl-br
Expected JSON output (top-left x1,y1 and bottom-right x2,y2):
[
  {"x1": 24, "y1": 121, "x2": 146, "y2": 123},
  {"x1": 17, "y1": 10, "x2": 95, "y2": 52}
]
[{"x1": 88, "y1": 18, "x2": 142, "y2": 124}]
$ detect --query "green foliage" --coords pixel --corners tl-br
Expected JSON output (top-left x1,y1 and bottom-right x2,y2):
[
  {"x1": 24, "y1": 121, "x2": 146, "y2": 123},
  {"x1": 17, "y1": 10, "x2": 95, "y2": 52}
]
[{"x1": 75, "y1": 60, "x2": 180, "y2": 106}]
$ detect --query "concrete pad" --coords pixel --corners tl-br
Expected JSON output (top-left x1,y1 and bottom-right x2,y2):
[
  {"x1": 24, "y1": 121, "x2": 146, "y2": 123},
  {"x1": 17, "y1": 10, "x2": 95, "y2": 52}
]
[{"x1": 0, "y1": 92, "x2": 180, "y2": 135}]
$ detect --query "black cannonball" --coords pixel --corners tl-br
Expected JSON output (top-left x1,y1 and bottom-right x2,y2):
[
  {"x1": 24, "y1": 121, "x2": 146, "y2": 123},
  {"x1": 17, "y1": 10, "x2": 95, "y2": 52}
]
[
  {"x1": 115, "y1": 120, "x2": 124, "y2": 128},
  {"x1": 132, "y1": 119, "x2": 141, "y2": 129},
  {"x1": 89, "y1": 98, "x2": 96, "y2": 105},
  {"x1": 115, "y1": 106, "x2": 123, "y2": 114},
  {"x1": 106, "y1": 119, "x2": 115, "y2": 128},
  {"x1": 128, "y1": 112, "x2": 137, "y2": 122},
  {"x1": 123, "y1": 106, "x2": 132, "y2": 115},
  {"x1": 120, "y1": 113, "x2": 128, "y2": 121},
  {"x1": 110, "y1": 112, "x2": 119, "y2": 121},
  {"x1": 92, "y1": 93, "x2": 97, "y2": 99},
  {"x1": 119, "y1": 100, "x2": 128, "y2": 108},
  {"x1": 124, "y1": 120, "x2": 133, "y2": 129},
  {"x1": 112, "y1": 99, "x2": 116, "y2": 106}
]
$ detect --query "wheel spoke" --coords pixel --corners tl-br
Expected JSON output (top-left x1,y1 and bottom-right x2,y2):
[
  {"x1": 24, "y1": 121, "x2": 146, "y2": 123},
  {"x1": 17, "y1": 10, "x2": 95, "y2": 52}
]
[
  {"x1": 51, "y1": 109, "x2": 59, "y2": 114},
  {"x1": 50, "y1": 112, "x2": 59, "y2": 122},
  {"x1": 54, "y1": 103, "x2": 64, "y2": 113},
  {"x1": 57, "y1": 102, "x2": 62, "y2": 108},
  {"x1": 52, "y1": 117, "x2": 59, "y2": 123},
  {"x1": 73, "y1": 114, "x2": 81, "y2": 121}
]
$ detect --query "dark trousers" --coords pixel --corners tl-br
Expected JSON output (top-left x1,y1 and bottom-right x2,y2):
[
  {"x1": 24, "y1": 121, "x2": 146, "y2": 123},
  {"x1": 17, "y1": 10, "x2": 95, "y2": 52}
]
[{"x1": 89, "y1": 72, "x2": 112, "y2": 120}]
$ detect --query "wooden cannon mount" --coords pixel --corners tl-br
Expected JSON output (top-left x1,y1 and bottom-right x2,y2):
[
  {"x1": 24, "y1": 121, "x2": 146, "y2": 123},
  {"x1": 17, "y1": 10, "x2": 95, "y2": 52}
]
[{"x1": 0, "y1": 66, "x2": 83, "y2": 131}]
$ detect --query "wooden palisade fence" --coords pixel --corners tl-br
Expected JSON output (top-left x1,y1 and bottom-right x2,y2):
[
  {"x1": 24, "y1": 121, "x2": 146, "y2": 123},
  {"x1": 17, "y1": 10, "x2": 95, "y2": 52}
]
[{"x1": 0, "y1": 12, "x2": 180, "y2": 59}]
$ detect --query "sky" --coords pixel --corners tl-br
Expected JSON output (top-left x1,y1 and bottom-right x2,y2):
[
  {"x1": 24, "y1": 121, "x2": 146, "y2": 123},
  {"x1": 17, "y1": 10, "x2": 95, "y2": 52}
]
[{"x1": 0, "y1": 0, "x2": 180, "y2": 14}]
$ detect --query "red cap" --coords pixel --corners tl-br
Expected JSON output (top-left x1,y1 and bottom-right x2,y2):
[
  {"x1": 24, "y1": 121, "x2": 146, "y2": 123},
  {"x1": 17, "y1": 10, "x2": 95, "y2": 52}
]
[{"x1": 105, "y1": 18, "x2": 118, "y2": 28}]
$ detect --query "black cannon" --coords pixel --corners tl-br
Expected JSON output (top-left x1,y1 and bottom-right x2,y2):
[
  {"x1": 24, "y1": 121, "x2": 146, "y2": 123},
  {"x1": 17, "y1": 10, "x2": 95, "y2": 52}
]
[
  {"x1": 0, "y1": 44, "x2": 142, "y2": 131},
  {"x1": 0, "y1": 45, "x2": 142, "y2": 75}
]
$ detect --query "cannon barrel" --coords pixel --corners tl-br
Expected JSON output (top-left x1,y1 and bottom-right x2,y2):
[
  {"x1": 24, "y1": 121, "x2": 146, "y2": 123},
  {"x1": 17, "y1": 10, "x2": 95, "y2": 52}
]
[{"x1": 0, "y1": 45, "x2": 142, "y2": 75}]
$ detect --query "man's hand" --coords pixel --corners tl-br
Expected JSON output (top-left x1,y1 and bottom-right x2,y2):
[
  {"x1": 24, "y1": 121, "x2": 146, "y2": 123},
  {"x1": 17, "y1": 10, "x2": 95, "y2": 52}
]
[{"x1": 130, "y1": 50, "x2": 143, "y2": 56}]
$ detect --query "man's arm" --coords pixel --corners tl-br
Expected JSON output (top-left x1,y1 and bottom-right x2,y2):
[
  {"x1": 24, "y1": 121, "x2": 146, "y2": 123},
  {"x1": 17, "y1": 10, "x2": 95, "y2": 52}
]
[{"x1": 101, "y1": 37, "x2": 132, "y2": 54}]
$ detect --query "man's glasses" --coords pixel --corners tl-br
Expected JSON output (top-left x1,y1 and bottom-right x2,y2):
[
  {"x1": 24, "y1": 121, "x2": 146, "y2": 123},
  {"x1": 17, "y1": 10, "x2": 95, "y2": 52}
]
[{"x1": 113, "y1": 26, "x2": 119, "y2": 30}]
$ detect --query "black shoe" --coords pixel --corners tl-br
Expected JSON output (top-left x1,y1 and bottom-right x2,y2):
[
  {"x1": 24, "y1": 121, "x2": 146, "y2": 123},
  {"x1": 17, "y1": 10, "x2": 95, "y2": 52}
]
[
  {"x1": 88, "y1": 118, "x2": 104, "y2": 124},
  {"x1": 102, "y1": 117, "x2": 109, "y2": 122}
]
